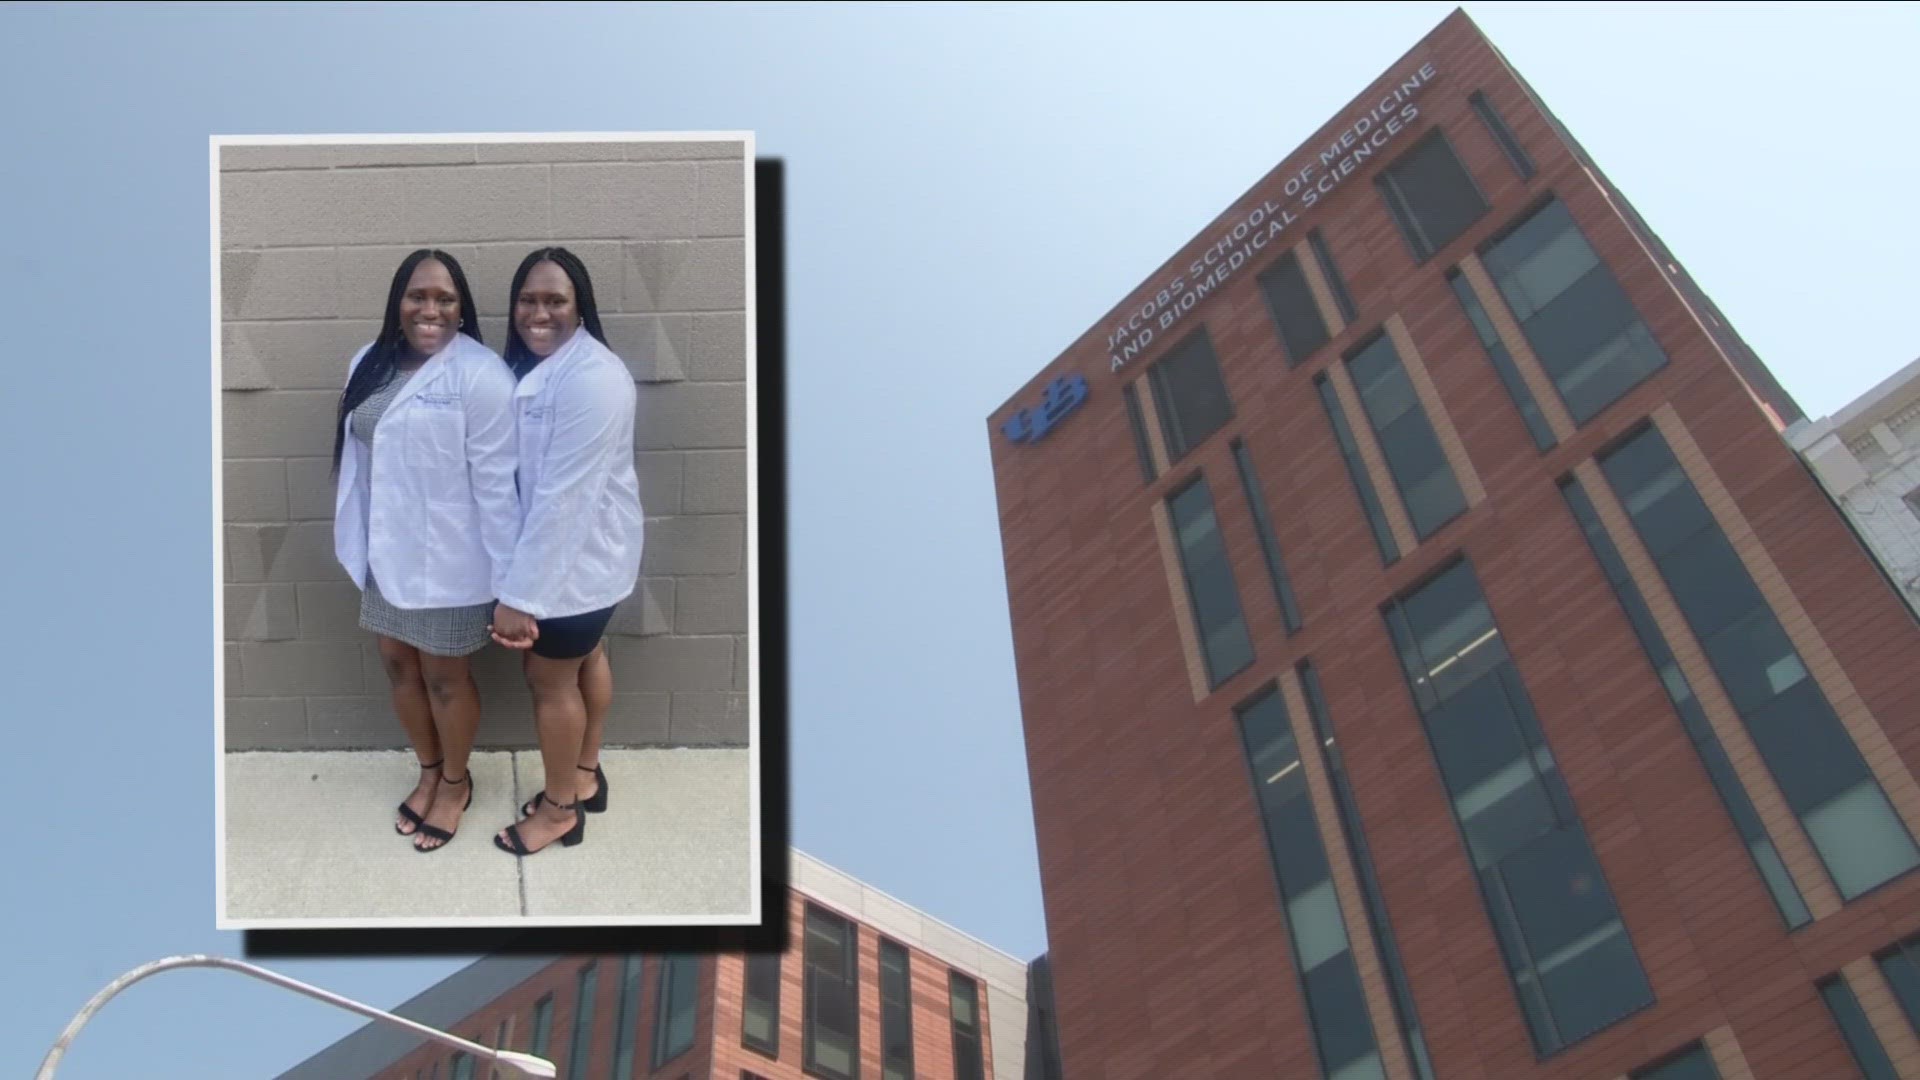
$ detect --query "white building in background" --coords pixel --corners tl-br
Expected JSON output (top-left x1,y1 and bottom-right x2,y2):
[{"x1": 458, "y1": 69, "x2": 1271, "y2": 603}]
[{"x1": 1787, "y1": 355, "x2": 1920, "y2": 619}]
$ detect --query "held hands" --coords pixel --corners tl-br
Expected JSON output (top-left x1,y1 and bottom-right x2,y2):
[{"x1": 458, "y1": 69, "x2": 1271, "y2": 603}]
[{"x1": 489, "y1": 602, "x2": 539, "y2": 649}]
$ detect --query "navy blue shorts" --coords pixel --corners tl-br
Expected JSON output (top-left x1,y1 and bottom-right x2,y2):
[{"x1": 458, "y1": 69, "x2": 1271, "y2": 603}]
[{"x1": 530, "y1": 604, "x2": 618, "y2": 660}]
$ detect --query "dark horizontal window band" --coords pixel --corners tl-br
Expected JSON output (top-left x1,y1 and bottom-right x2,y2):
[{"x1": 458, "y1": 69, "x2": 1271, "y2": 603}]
[{"x1": 1560, "y1": 475, "x2": 1813, "y2": 929}]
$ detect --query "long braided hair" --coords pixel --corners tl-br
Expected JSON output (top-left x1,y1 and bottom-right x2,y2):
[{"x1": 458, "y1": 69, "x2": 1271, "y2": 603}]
[
  {"x1": 502, "y1": 246, "x2": 608, "y2": 380},
  {"x1": 329, "y1": 248, "x2": 483, "y2": 476}
]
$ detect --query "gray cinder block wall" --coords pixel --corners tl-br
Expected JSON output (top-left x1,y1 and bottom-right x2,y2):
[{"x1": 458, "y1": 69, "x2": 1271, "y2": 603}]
[{"x1": 218, "y1": 139, "x2": 750, "y2": 752}]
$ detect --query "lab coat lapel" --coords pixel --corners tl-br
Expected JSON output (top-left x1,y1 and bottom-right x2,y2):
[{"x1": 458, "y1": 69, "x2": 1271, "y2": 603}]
[{"x1": 381, "y1": 336, "x2": 459, "y2": 419}]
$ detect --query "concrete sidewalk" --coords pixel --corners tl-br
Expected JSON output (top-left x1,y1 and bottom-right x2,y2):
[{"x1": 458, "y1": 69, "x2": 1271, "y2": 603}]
[{"x1": 222, "y1": 747, "x2": 753, "y2": 924}]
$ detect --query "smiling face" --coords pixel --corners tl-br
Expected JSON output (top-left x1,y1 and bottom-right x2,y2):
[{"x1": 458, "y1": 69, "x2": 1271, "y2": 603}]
[
  {"x1": 398, "y1": 258, "x2": 461, "y2": 357},
  {"x1": 514, "y1": 260, "x2": 579, "y2": 359}
]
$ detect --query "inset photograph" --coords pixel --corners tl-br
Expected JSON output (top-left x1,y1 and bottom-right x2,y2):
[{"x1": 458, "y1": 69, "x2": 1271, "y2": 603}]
[{"x1": 213, "y1": 133, "x2": 757, "y2": 929}]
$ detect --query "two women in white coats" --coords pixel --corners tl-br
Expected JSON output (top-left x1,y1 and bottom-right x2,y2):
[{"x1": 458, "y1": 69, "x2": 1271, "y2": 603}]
[
  {"x1": 488, "y1": 247, "x2": 645, "y2": 858},
  {"x1": 331, "y1": 249, "x2": 519, "y2": 852}
]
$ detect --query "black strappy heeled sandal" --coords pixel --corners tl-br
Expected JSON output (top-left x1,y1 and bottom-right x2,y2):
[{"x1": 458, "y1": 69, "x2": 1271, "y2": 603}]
[
  {"x1": 494, "y1": 798, "x2": 586, "y2": 857},
  {"x1": 413, "y1": 770, "x2": 473, "y2": 853},
  {"x1": 521, "y1": 763, "x2": 609, "y2": 818},
  {"x1": 395, "y1": 758, "x2": 444, "y2": 835}
]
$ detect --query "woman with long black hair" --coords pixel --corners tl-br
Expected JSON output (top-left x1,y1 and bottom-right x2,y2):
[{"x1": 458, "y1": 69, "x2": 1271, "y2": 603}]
[
  {"x1": 331, "y1": 248, "x2": 519, "y2": 852},
  {"x1": 488, "y1": 246, "x2": 644, "y2": 858}
]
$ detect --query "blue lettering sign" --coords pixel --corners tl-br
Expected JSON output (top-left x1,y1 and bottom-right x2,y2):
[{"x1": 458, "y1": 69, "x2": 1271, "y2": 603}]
[{"x1": 1002, "y1": 374, "x2": 1088, "y2": 446}]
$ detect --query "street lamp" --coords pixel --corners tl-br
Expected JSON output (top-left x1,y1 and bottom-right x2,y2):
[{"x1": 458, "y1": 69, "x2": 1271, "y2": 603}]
[{"x1": 36, "y1": 954, "x2": 557, "y2": 1079}]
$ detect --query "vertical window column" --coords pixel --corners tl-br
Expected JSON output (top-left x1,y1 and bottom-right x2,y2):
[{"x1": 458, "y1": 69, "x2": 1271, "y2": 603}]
[
  {"x1": 1820, "y1": 975, "x2": 1901, "y2": 1080},
  {"x1": 1147, "y1": 328, "x2": 1234, "y2": 462},
  {"x1": 566, "y1": 962, "x2": 598, "y2": 1080},
  {"x1": 1878, "y1": 935, "x2": 1920, "y2": 1036},
  {"x1": 949, "y1": 972, "x2": 986, "y2": 1080},
  {"x1": 1236, "y1": 682, "x2": 1388, "y2": 1080},
  {"x1": 1167, "y1": 476, "x2": 1254, "y2": 689},
  {"x1": 1345, "y1": 331, "x2": 1467, "y2": 540},
  {"x1": 1376, "y1": 129, "x2": 1489, "y2": 261},
  {"x1": 742, "y1": 951, "x2": 782, "y2": 1057},
  {"x1": 880, "y1": 940, "x2": 915, "y2": 1080},
  {"x1": 1447, "y1": 267, "x2": 1557, "y2": 450},
  {"x1": 804, "y1": 905, "x2": 861, "y2": 1080},
  {"x1": 1599, "y1": 425, "x2": 1920, "y2": 899},
  {"x1": 609, "y1": 955, "x2": 644, "y2": 1079},
  {"x1": 1469, "y1": 90, "x2": 1536, "y2": 180},
  {"x1": 1316, "y1": 372, "x2": 1402, "y2": 565},
  {"x1": 652, "y1": 955, "x2": 699, "y2": 1069},
  {"x1": 1386, "y1": 560, "x2": 1653, "y2": 1052},
  {"x1": 529, "y1": 995, "x2": 555, "y2": 1061},
  {"x1": 1232, "y1": 441, "x2": 1303, "y2": 632}
]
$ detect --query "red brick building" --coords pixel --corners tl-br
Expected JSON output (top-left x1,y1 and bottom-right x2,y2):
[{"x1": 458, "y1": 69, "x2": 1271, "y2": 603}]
[
  {"x1": 990, "y1": 9, "x2": 1920, "y2": 1080},
  {"x1": 276, "y1": 852, "x2": 1050, "y2": 1080}
]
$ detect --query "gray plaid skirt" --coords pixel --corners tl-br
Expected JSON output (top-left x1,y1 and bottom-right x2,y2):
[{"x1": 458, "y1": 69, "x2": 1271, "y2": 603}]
[{"x1": 359, "y1": 572, "x2": 493, "y2": 657}]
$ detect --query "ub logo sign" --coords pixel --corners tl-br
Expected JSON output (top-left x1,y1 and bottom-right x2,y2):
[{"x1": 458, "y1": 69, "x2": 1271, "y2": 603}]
[{"x1": 1002, "y1": 374, "x2": 1089, "y2": 446}]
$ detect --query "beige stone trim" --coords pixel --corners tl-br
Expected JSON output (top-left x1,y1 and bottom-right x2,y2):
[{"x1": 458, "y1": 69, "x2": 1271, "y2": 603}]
[
  {"x1": 1132, "y1": 374, "x2": 1172, "y2": 477},
  {"x1": 1457, "y1": 253, "x2": 1575, "y2": 442},
  {"x1": 1654, "y1": 405, "x2": 1920, "y2": 845},
  {"x1": 1152, "y1": 498, "x2": 1210, "y2": 703},
  {"x1": 1278, "y1": 669, "x2": 1413, "y2": 1080},
  {"x1": 1840, "y1": 958, "x2": 1920, "y2": 1079},
  {"x1": 1386, "y1": 313, "x2": 1486, "y2": 508},
  {"x1": 1703, "y1": 1024, "x2": 1756, "y2": 1080},
  {"x1": 1295, "y1": 239, "x2": 1348, "y2": 337},
  {"x1": 1326, "y1": 363, "x2": 1418, "y2": 556},
  {"x1": 1572, "y1": 458, "x2": 1840, "y2": 918}
]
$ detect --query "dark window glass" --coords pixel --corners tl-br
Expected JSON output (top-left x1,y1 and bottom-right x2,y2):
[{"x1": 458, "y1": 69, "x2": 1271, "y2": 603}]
[
  {"x1": 1562, "y1": 477, "x2": 1812, "y2": 928},
  {"x1": 566, "y1": 962, "x2": 598, "y2": 1080},
  {"x1": 804, "y1": 905, "x2": 860, "y2": 1080},
  {"x1": 949, "y1": 973, "x2": 986, "y2": 1080},
  {"x1": 1316, "y1": 374, "x2": 1400, "y2": 565},
  {"x1": 652, "y1": 955, "x2": 699, "y2": 1068},
  {"x1": 1377, "y1": 128, "x2": 1489, "y2": 260},
  {"x1": 742, "y1": 951, "x2": 781, "y2": 1056},
  {"x1": 1123, "y1": 382, "x2": 1158, "y2": 483},
  {"x1": 450, "y1": 1053, "x2": 473, "y2": 1080},
  {"x1": 880, "y1": 940, "x2": 915, "y2": 1080},
  {"x1": 610, "y1": 955, "x2": 644, "y2": 1079},
  {"x1": 1877, "y1": 936, "x2": 1920, "y2": 1035},
  {"x1": 1237, "y1": 685, "x2": 1386, "y2": 1080},
  {"x1": 1309, "y1": 229, "x2": 1358, "y2": 323},
  {"x1": 1168, "y1": 477, "x2": 1254, "y2": 688},
  {"x1": 529, "y1": 995, "x2": 554, "y2": 1058},
  {"x1": 1386, "y1": 560, "x2": 1652, "y2": 1052},
  {"x1": 1346, "y1": 333, "x2": 1466, "y2": 539},
  {"x1": 1483, "y1": 198, "x2": 1666, "y2": 423},
  {"x1": 1447, "y1": 269, "x2": 1554, "y2": 450},
  {"x1": 1601, "y1": 426, "x2": 1920, "y2": 900},
  {"x1": 492, "y1": 1019, "x2": 510, "y2": 1080},
  {"x1": 1298, "y1": 661, "x2": 1437, "y2": 1080},
  {"x1": 1470, "y1": 91, "x2": 1536, "y2": 180},
  {"x1": 1232, "y1": 441, "x2": 1302, "y2": 632},
  {"x1": 1630, "y1": 1043, "x2": 1720, "y2": 1080},
  {"x1": 1259, "y1": 250, "x2": 1331, "y2": 364},
  {"x1": 1147, "y1": 328, "x2": 1233, "y2": 461},
  {"x1": 1820, "y1": 976, "x2": 1900, "y2": 1080}
]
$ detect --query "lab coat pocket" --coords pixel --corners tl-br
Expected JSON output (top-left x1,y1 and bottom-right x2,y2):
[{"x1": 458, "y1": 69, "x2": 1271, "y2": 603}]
[{"x1": 402, "y1": 393, "x2": 467, "y2": 481}]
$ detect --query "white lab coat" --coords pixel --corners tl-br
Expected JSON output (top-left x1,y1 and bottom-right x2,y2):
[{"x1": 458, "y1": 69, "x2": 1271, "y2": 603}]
[
  {"x1": 495, "y1": 329, "x2": 645, "y2": 620},
  {"x1": 333, "y1": 333, "x2": 520, "y2": 609}
]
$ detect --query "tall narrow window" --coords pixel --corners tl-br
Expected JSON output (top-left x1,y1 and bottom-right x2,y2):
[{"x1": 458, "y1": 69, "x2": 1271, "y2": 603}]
[
  {"x1": 1447, "y1": 268, "x2": 1555, "y2": 450},
  {"x1": 1562, "y1": 475, "x2": 1811, "y2": 928},
  {"x1": 1470, "y1": 91, "x2": 1536, "y2": 180},
  {"x1": 1482, "y1": 197, "x2": 1667, "y2": 423},
  {"x1": 879, "y1": 939, "x2": 915, "y2": 1080},
  {"x1": 742, "y1": 951, "x2": 782, "y2": 1057},
  {"x1": 949, "y1": 972, "x2": 986, "y2": 1080},
  {"x1": 1386, "y1": 559, "x2": 1653, "y2": 1052},
  {"x1": 529, "y1": 995, "x2": 554, "y2": 1060},
  {"x1": 491, "y1": 1019, "x2": 512, "y2": 1080},
  {"x1": 450, "y1": 1053, "x2": 474, "y2": 1080},
  {"x1": 1147, "y1": 328, "x2": 1233, "y2": 461},
  {"x1": 1236, "y1": 684, "x2": 1386, "y2": 1080},
  {"x1": 1877, "y1": 934, "x2": 1920, "y2": 1035},
  {"x1": 1168, "y1": 476, "x2": 1254, "y2": 687},
  {"x1": 566, "y1": 962, "x2": 598, "y2": 1080},
  {"x1": 1629, "y1": 1043, "x2": 1720, "y2": 1080},
  {"x1": 602, "y1": 955, "x2": 641, "y2": 1079},
  {"x1": 1123, "y1": 381, "x2": 1158, "y2": 483},
  {"x1": 1820, "y1": 976, "x2": 1900, "y2": 1080},
  {"x1": 1316, "y1": 374, "x2": 1399, "y2": 565},
  {"x1": 1298, "y1": 660, "x2": 1436, "y2": 1080},
  {"x1": 1377, "y1": 129, "x2": 1489, "y2": 260},
  {"x1": 1232, "y1": 441, "x2": 1302, "y2": 632},
  {"x1": 1258, "y1": 250, "x2": 1331, "y2": 364},
  {"x1": 652, "y1": 955, "x2": 699, "y2": 1068},
  {"x1": 1345, "y1": 332, "x2": 1466, "y2": 539},
  {"x1": 1309, "y1": 229, "x2": 1358, "y2": 324},
  {"x1": 804, "y1": 905, "x2": 860, "y2": 1080},
  {"x1": 1600, "y1": 425, "x2": 1920, "y2": 899}
]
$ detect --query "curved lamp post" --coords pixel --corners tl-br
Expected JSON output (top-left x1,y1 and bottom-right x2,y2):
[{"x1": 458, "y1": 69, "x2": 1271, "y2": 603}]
[{"x1": 36, "y1": 954, "x2": 557, "y2": 1079}]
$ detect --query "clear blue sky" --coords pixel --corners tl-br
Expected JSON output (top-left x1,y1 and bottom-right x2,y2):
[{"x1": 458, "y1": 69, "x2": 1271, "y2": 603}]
[{"x1": 3, "y1": 2, "x2": 1915, "y2": 1076}]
